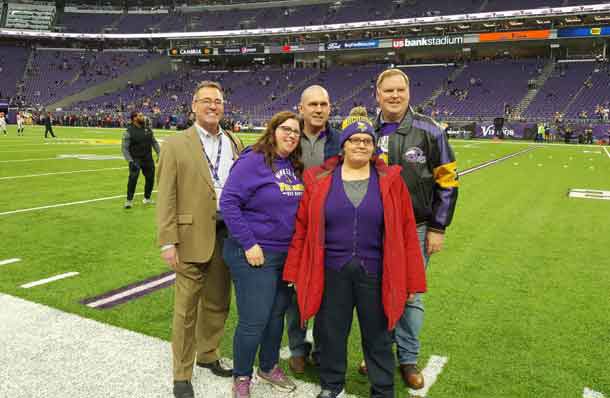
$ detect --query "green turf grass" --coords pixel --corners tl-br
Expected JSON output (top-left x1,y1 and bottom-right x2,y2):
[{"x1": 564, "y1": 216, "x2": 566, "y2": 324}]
[{"x1": 1, "y1": 127, "x2": 609, "y2": 397}]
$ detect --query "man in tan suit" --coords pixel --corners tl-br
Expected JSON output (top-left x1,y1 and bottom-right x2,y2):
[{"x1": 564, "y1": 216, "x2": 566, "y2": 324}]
[{"x1": 157, "y1": 81, "x2": 244, "y2": 398}]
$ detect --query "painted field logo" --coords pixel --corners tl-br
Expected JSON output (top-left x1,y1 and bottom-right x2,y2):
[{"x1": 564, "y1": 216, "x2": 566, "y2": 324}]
[{"x1": 404, "y1": 147, "x2": 427, "y2": 164}]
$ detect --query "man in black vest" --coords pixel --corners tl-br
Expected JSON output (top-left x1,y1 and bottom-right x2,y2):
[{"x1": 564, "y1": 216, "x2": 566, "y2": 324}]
[{"x1": 122, "y1": 111, "x2": 160, "y2": 209}]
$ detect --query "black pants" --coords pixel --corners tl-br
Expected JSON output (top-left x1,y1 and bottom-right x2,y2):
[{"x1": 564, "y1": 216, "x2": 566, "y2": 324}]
[
  {"x1": 317, "y1": 259, "x2": 394, "y2": 398},
  {"x1": 127, "y1": 159, "x2": 155, "y2": 201},
  {"x1": 44, "y1": 125, "x2": 55, "y2": 138}
]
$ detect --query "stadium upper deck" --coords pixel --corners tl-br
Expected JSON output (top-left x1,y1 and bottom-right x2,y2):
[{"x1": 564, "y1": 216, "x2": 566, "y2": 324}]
[{"x1": 52, "y1": 0, "x2": 604, "y2": 34}]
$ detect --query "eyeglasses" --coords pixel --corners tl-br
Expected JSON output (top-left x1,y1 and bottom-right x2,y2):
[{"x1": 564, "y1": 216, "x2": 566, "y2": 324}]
[
  {"x1": 194, "y1": 98, "x2": 224, "y2": 106},
  {"x1": 346, "y1": 137, "x2": 374, "y2": 146},
  {"x1": 277, "y1": 125, "x2": 301, "y2": 137}
]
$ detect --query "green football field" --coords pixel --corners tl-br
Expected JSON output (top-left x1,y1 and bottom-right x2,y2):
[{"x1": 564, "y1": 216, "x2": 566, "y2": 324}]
[{"x1": 0, "y1": 125, "x2": 609, "y2": 398}]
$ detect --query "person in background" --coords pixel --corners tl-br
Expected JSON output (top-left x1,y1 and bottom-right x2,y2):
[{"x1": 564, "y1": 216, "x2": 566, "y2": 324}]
[
  {"x1": 122, "y1": 111, "x2": 160, "y2": 209},
  {"x1": 16, "y1": 112, "x2": 25, "y2": 136},
  {"x1": 44, "y1": 111, "x2": 56, "y2": 138},
  {"x1": 221, "y1": 111, "x2": 304, "y2": 398},
  {"x1": 0, "y1": 112, "x2": 7, "y2": 135}
]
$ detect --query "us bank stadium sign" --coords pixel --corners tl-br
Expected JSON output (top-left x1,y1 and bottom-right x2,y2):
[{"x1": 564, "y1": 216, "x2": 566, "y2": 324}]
[{"x1": 393, "y1": 35, "x2": 463, "y2": 48}]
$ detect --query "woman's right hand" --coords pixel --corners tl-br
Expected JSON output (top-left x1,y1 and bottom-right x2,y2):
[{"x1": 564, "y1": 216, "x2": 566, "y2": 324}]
[{"x1": 245, "y1": 244, "x2": 265, "y2": 267}]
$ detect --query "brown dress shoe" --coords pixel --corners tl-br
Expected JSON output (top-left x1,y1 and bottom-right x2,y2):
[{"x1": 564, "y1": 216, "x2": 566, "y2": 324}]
[
  {"x1": 400, "y1": 364, "x2": 424, "y2": 389},
  {"x1": 358, "y1": 359, "x2": 367, "y2": 375},
  {"x1": 289, "y1": 356, "x2": 306, "y2": 374}
]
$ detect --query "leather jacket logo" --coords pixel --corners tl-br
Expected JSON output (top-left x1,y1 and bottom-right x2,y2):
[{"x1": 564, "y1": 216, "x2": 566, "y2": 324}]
[{"x1": 403, "y1": 147, "x2": 427, "y2": 164}]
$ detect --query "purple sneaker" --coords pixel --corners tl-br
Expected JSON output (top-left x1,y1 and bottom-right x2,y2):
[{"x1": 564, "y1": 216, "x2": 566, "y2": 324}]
[
  {"x1": 257, "y1": 365, "x2": 297, "y2": 392},
  {"x1": 233, "y1": 376, "x2": 251, "y2": 398}
]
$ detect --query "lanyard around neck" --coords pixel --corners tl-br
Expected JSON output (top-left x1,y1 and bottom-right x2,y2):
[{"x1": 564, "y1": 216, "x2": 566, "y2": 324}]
[{"x1": 203, "y1": 135, "x2": 223, "y2": 183}]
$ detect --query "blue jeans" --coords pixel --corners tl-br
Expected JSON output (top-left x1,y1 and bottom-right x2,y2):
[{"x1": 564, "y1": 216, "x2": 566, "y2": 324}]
[
  {"x1": 286, "y1": 290, "x2": 320, "y2": 359},
  {"x1": 394, "y1": 224, "x2": 430, "y2": 365},
  {"x1": 223, "y1": 238, "x2": 292, "y2": 377}
]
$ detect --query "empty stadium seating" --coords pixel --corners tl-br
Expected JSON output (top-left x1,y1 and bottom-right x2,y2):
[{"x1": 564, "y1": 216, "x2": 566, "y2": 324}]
[
  {"x1": 21, "y1": 50, "x2": 160, "y2": 107},
  {"x1": 51, "y1": 0, "x2": 603, "y2": 34}
]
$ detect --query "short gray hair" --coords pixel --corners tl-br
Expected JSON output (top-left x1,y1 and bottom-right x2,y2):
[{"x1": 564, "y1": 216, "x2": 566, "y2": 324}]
[{"x1": 193, "y1": 80, "x2": 224, "y2": 99}]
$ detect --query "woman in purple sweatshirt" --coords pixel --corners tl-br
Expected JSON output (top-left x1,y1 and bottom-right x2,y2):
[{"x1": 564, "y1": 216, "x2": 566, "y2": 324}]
[{"x1": 220, "y1": 111, "x2": 304, "y2": 398}]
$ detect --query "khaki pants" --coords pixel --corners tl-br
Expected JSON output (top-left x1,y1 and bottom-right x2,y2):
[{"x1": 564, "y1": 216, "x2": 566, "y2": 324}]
[{"x1": 172, "y1": 227, "x2": 231, "y2": 381}]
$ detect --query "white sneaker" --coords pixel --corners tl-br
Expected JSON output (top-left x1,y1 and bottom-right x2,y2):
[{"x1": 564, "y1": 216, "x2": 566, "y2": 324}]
[
  {"x1": 142, "y1": 198, "x2": 155, "y2": 205},
  {"x1": 124, "y1": 200, "x2": 133, "y2": 209}
]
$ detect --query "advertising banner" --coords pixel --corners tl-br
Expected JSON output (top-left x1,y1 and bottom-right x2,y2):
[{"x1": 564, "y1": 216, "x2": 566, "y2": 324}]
[
  {"x1": 267, "y1": 43, "x2": 320, "y2": 54},
  {"x1": 444, "y1": 122, "x2": 610, "y2": 141},
  {"x1": 557, "y1": 26, "x2": 610, "y2": 38},
  {"x1": 445, "y1": 122, "x2": 477, "y2": 138},
  {"x1": 475, "y1": 122, "x2": 537, "y2": 139},
  {"x1": 218, "y1": 45, "x2": 264, "y2": 55},
  {"x1": 479, "y1": 30, "x2": 550, "y2": 42},
  {"x1": 325, "y1": 39, "x2": 379, "y2": 51},
  {"x1": 393, "y1": 35, "x2": 464, "y2": 48},
  {"x1": 168, "y1": 47, "x2": 213, "y2": 57}
]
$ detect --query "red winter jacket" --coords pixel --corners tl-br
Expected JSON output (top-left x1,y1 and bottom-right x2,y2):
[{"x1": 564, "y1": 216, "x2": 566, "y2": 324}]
[{"x1": 283, "y1": 156, "x2": 426, "y2": 330}]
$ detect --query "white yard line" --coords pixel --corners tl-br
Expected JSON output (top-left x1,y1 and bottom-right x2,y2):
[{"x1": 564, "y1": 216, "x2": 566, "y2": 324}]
[
  {"x1": 0, "y1": 293, "x2": 356, "y2": 398},
  {"x1": 0, "y1": 167, "x2": 126, "y2": 180},
  {"x1": 603, "y1": 146, "x2": 610, "y2": 159},
  {"x1": 0, "y1": 191, "x2": 157, "y2": 217},
  {"x1": 459, "y1": 147, "x2": 537, "y2": 176},
  {"x1": 464, "y1": 139, "x2": 602, "y2": 149},
  {"x1": 0, "y1": 145, "x2": 119, "y2": 153},
  {"x1": 0, "y1": 157, "x2": 66, "y2": 163},
  {"x1": 409, "y1": 355, "x2": 449, "y2": 397},
  {"x1": 584, "y1": 387, "x2": 606, "y2": 398},
  {"x1": 20, "y1": 272, "x2": 79, "y2": 289},
  {"x1": 0, "y1": 258, "x2": 21, "y2": 267},
  {"x1": 86, "y1": 273, "x2": 176, "y2": 308}
]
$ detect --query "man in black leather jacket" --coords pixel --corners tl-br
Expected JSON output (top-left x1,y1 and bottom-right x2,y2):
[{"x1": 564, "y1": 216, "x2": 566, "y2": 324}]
[{"x1": 361, "y1": 68, "x2": 458, "y2": 390}]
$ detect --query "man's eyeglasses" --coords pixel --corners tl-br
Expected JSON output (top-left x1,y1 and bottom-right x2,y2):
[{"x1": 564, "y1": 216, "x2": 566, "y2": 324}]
[
  {"x1": 194, "y1": 98, "x2": 224, "y2": 106},
  {"x1": 277, "y1": 125, "x2": 301, "y2": 137},
  {"x1": 346, "y1": 137, "x2": 374, "y2": 146}
]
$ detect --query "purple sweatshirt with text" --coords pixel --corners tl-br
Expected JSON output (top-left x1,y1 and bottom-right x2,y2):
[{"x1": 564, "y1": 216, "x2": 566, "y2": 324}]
[{"x1": 220, "y1": 148, "x2": 304, "y2": 253}]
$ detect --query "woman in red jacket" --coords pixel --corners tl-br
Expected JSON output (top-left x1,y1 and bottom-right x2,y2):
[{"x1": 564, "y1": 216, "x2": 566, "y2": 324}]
[{"x1": 283, "y1": 114, "x2": 426, "y2": 398}]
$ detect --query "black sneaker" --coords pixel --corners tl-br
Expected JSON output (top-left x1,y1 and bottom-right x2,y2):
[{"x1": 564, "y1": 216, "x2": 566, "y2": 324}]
[
  {"x1": 197, "y1": 358, "x2": 233, "y2": 378},
  {"x1": 173, "y1": 380, "x2": 194, "y2": 398},
  {"x1": 317, "y1": 389, "x2": 345, "y2": 398}
]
